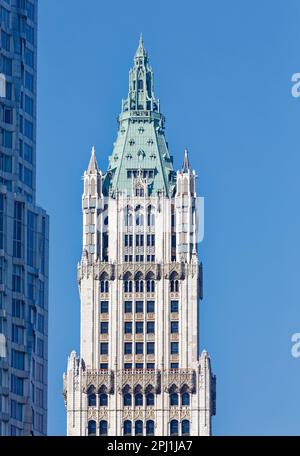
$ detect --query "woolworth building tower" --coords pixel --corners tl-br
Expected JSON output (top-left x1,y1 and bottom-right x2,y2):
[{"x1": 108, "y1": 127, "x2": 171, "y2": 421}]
[{"x1": 63, "y1": 36, "x2": 216, "y2": 437}]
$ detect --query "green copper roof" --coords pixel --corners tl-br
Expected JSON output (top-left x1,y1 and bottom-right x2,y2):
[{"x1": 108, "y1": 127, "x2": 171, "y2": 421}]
[{"x1": 103, "y1": 37, "x2": 176, "y2": 197}]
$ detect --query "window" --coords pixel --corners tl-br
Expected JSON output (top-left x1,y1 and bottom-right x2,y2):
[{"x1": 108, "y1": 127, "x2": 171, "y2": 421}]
[
  {"x1": 3, "y1": 56, "x2": 12, "y2": 75},
  {"x1": 26, "y1": 0, "x2": 35, "y2": 21},
  {"x1": 171, "y1": 321, "x2": 179, "y2": 333},
  {"x1": 100, "y1": 322, "x2": 108, "y2": 334},
  {"x1": 147, "y1": 321, "x2": 155, "y2": 334},
  {"x1": 124, "y1": 322, "x2": 132, "y2": 334},
  {"x1": 147, "y1": 342, "x2": 155, "y2": 355},
  {"x1": 100, "y1": 363, "x2": 108, "y2": 369},
  {"x1": 25, "y1": 24, "x2": 34, "y2": 45},
  {"x1": 11, "y1": 350, "x2": 25, "y2": 370},
  {"x1": 146, "y1": 276, "x2": 155, "y2": 293},
  {"x1": 124, "y1": 343, "x2": 132, "y2": 355},
  {"x1": 124, "y1": 363, "x2": 132, "y2": 369},
  {"x1": 11, "y1": 400, "x2": 23, "y2": 422},
  {"x1": 123, "y1": 393, "x2": 132, "y2": 406},
  {"x1": 170, "y1": 392, "x2": 178, "y2": 406},
  {"x1": 99, "y1": 393, "x2": 108, "y2": 406},
  {"x1": 12, "y1": 265, "x2": 23, "y2": 293},
  {"x1": 36, "y1": 338, "x2": 44, "y2": 357},
  {"x1": 99, "y1": 420, "x2": 107, "y2": 436},
  {"x1": 124, "y1": 278, "x2": 132, "y2": 293},
  {"x1": 182, "y1": 420, "x2": 190, "y2": 436},
  {"x1": 12, "y1": 325, "x2": 24, "y2": 345},
  {"x1": 37, "y1": 314, "x2": 44, "y2": 334},
  {"x1": 25, "y1": 95, "x2": 33, "y2": 116},
  {"x1": 171, "y1": 363, "x2": 179, "y2": 369},
  {"x1": 1, "y1": 7, "x2": 10, "y2": 27},
  {"x1": 135, "y1": 321, "x2": 143, "y2": 334},
  {"x1": 146, "y1": 393, "x2": 154, "y2": 406},
  {"x1": 100, "y1": 277, "x2": 109, "y2": 293},
  {"x1": 147, "y1": 301, "x2": 155, "y2": 313},
  {"x1": 135, "y1": 420, "x2": 143, "y2": 436},
  {"x1": 88, "y1": 420, "x2": 96, "y2": 436},
  {"x1": 36, "y1": 387, "x2": 43, "y2": 408},
  {"x1": 5, "y1": 81, "x2": 12, "y2": 100},
  {"x1": 4, "y1": 108, "x2": 12, "y2": 124},
  {"x1": 11, "y1": 375, "x2": 24, "y2": 396},
  {"x1": 147, "y1": 363, "x2": 155, "y2": 369},
  {"x1": 171, "y1": 300, "x2": 179, "y2": 313},
  {"x1": 12, "y1": 300, "x2": 25, "y2": 319},
  {"x1": 3, "y1": 130, "x2": 12, "y2": 148},
  {"x1": 124, "y1": 234, "x2": 133, "y2": 247},
  {"x1": 170, "y1": 420, "x2": 179, "y2": 436},
  {"x1": 135, "y1": 276, "x2": 144, "y2": 292},
  {"x1": 100, "y1": 343, "x2": 108, "y2": 355},
  {"x1": 124, "y1": 300, "x2": 132, "y2": 313},
  {"x1": 1, "y1": 30, "x2": 10, "y2": 51},
  {"x1": 25, "y1": 48, "x2": 34, "y2": 68},
  {"x1": 147, "y1": 234, "x2": 155, "y2": 247},
  {"x1": 136, "y1": 188, "x2": 144, "y2": 197},
  {"x1": 100, "y1": 301, "x2": 108, "y2": 313},
  {"x1": 135, "y1": 301, "x2": 143, "y2": 313},
  {"x1": 27, "y1": 273, "x2": 35, "y2": 300},
  {"x1": 27, "y1": 211, "x2": 35, "y2": 267},
  {"x1": 13, "y1": 202, "x2": 23, "y2": 257},
  {"x1": 135, "y1": 363, "x2": 143, "y2": 369},
  {"x1": 124, "y1": 420, "x2": 132, "y2": 436},
  {"x1": 182, "y1": 392, "x2": 190, "y2": 406},
  {"x1": 146, "y1": 420, "x2": 155, "y2": 436},
  {"x1": 24, "y1": 119, "x2": 33, "y2": 140},
  {"x1": 88, "y1": 389, "x2": 96, "y2": 407},
  {"x1": 24, "y1": 167, "x2": 33, "y2": 188},
  {"x1": 25, "y1": 71, "x2": 33, "y2": 91},
  {"x1": 136, "y1": 234, "x2": 144, "y2": 247},
  {"x1": 24, "y1": 143, "x2": 33, "y2": 163},
  {"x1": 135, "y1": 342, "x2": 143, "y2": 355},
  {"x1": 171, "y1": 342, "x2": 179, "y2": 355},
  {"x1": 36, "y1": 362, "x2": 43, "y2": 383}
]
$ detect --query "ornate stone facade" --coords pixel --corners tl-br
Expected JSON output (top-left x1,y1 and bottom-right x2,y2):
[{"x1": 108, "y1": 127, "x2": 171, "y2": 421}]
[{"x1": 63, "y1": 36, "x2": 215, "y2": 437}]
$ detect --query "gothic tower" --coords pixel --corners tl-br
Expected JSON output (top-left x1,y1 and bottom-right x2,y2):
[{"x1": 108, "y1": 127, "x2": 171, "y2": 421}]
[{"x1": 63, "y1": 36, "x2": 216, "y2": 437}]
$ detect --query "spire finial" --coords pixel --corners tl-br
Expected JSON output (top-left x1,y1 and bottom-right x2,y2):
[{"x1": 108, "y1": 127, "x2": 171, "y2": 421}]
[
  {"x1": 87, "y1": 145, "x2": 99, "y2": 173},
  {"x1": 135, "y1": 33, "x2": 147, "y2": 59},
  {"x1": 182, "y1": 148, "x2": 191, "y2": 173}
]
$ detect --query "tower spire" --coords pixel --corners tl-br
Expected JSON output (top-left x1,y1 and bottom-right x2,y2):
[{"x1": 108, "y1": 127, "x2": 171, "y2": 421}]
[
  {"x1": 182, "y1": 148, "x2": 191, "y2": 173},
  {"x1": 87, "y1": 145, "x2": 99, "y2": 174},
  {"x1": 135, "y1": 33, "x2": 147, "y2": 59}
]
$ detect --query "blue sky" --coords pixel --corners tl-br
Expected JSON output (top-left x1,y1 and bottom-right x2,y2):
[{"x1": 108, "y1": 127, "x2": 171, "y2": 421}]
[{"x1": 37, "y1": 0, "x2": 300, "y2": 435}]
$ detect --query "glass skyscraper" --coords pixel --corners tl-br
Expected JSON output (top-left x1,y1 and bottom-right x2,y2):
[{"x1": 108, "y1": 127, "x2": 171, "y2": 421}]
[{"x1": 0, "y1": 0, "x2": 49, "y2": 436}]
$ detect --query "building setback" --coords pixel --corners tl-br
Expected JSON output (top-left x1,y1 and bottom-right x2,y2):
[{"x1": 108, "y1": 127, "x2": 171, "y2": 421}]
[
  {"x1": 64, "y1": 36, "x2": 215, "y2": 436},
  {"x1": 0, "y1": 0, "x2": 49, "y2": 436}
]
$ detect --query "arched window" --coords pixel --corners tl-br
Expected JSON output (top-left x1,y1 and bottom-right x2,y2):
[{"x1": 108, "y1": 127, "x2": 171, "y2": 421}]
[
  {"x1": 125, "y1": 206, "x2": 133, "y2": 226},
  {"x1": 99, "y1": 420, "x2": 108, "y2": 436},
  {"x1": 135, "y1": 205, "x2": 144, "y2": 226},
  {"x1": 170, "y1": 272, "x2": 179, "y2": 293},
  {"x1": 147, "y1": 206, "x2": 155, "y2": 226},
  {"x1": 181, "y1": 392, "x2": 190, "y2": 406},
  {"x1": 170, "y1": 392, "x2": 178, "y2": 406},
  {"x1": 87, "y1": 386, "x2": 96, "y2": 407},
  {"x1": 124, "y1": 420, "x2": 132, "y2": 436},
  {"x1": 146, "y1": 420, "x2": 155, "y2": 436},
  {"x1": 100, "y1": 273, "x2": 109, "y2": 293},
  {"x1": 135, "y1": 392, "x2": 143, "y2": 407},
  {"x1": 88, "y1": 420, "x2": 96, "y2": 436},
  {"x1": 135, "y1": 272, "x2": 144, "y2": 293},
  {"x1": 123, "y1": 393, "x2": 132, "y2": 406},
  {"x1": 170, "y1": 420, "x2": 179, "y2": 436},
  {"x1": 146, "y1": 272, "x2": 155, "y2": 293},
  {"x1": 182, "y1": 419, "x2": 190, "y2": 436},
  {"x1": 146, "y1": 393, "x2": 154, "y2": 406},
  {"x1": 135, "y1": 420, "x2": 143, "y2": 436},
  {"x1": 99, "y1": 393, "x2": 108, "y2": 406},
  {"x1": 124, "y1": 272, "x2": 133, "y2": 293}
]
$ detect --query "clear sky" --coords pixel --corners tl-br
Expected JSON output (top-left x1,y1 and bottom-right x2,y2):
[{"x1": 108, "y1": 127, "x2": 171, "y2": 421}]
[{"x1": 37, "y1": 0, "x2": 300, "y2": 435}]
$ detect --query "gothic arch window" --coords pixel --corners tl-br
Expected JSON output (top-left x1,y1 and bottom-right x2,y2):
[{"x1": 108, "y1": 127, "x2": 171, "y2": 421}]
[
  {"x1": 147, "y1": 205, "x2": 155, "y2": 226},
  {"x1": 170, "y1": 272, "x2": 179, "y2": 293},
  {"x1": 87, "y1": 386, "x2": 96, "y2": 407},
  {"x1": 170, "y1": 420, "x2": 179, "y2": 436},
  {"x1": 182, "y1": 419, "x2": 190, "y2": 436},
  {"x1": 99, "y1": 393, "x2": 108, "y2": 406},
  {"x1": 170, "y1": 392, "x2": 178, "y2": 406},
  {"x1": 135, "y1": 272, "x2": 144, "y2": 293},
  {"x1": 90, "y1": 178, "x2": 96, "y2": 196},
  {"x1": 135, "y1": 205, "x2": 144, "y2": 226},
  {"x1": 124, "y1": 420, "x2": 132, "y2": 436},
  {"x1": 99, "y1": 420, "x2": 108, "y2": 436},
  {"x1": 181, "y1": 385, "x2": 190, "y2": 406},
  {"x1": 146, "y1": 392, "x2": 154, "y2": 406},
  {"x1": 135, "y1": 420, "x2": 143, "y2": 436},
  {"x1": 124, "y1": 272, "x2": 133, "y2": 293},
  {"x1": 146, "y1": 420, "x2": 155, "y2": 436},
  {"x1": 146, "y1": 272, "x2": 155, "y2": 293},
  {"x1": 125, "y1": 206, "x2": 133, "y2": 226},
  {"x1": 100, "y1": 273, "x2": 109, "y2": 293},
  {"x1": 88, "y1": 420, "x2": 96, "y2": 436},
  {"x1": 134, "y1": 385, "x2": 143, "y2": 407}
]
